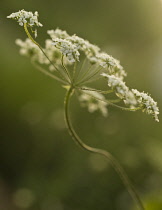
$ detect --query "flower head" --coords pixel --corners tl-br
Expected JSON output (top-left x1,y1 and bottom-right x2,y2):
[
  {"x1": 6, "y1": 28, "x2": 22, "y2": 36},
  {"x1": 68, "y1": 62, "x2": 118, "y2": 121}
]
[
  {"x1": 52, "y1": 38, "x2": 80, "y2": 63},
  {"x1": 97, "y1": 53, "x2": 127, "y2": 79},
  {"x1": 47, "y1": 29, "x2": 69, "y2": 39},
  {"x1": 15, "y1": 38, "x2": 39, "y2": 57},
  {"x1": 48, "y1": 29, "x2": 100, "y2": 65},
  {"x1": 101, "y1": 73, "x2": 137, "y2": 107},
  {"x1": 79, "y1": 89, "x2": 108, "y2": 117},
  {"x1": 7, "y1": 9, "x2": 43, "y2": 27},
  {"x1": 15, "y1": 38, "x2": 71, "y2": 71},
  {"x1": 11, "y1": 20, "x2": 159, "y2": 122},
  {"x1": 132, "y1": 89, "x2": 159, "y2": 122},
  {"x1": 7, "y1": 10, "x2": 42, "y2": 37},
  {"x1": 67, "y1": 35, "x2": 100, "y2": 64}
]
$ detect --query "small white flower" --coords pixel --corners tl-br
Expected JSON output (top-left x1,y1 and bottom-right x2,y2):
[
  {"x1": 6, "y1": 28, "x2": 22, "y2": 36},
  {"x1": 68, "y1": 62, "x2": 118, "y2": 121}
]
[
  {"x1": 44, "y1": 39, "x2": 61, "y2": 65},
  {"x1": 15, "y1": 38, "x2": 39, "y2": 57},
  {"x1": 47, "y1": 28, "x2": 69, "y2": 39},
  {"x1": 101, "y1": 73, "x2": 137, "y2": 107},
  {"x1": 67, "y1": 35, "x2": 86, "y2": 50},
  {"x1": 101, "y1": 73, "x2": 128, "y2": 97},
  {"x1": 15, "y1": 38, "x2": 71, "y2": 70},
  {"x1": 52, "y1": 38, "x2": 80, "y2": 62},
  {"x1": 49, "y1": 32, "x2": 100, "y2": 64},
  {"x1": 79, "y1": 89, "x2": 108, "y2": 117},
  {"x1": 132, "y1": 89, "x2": 159, "y2": 122},
  {"x1": 7, "y1": 10, "x2": 43, "y2": 35},
  {"x1": 11, "y1": 13, "x2": 159, "y2": 122},
  {"x1": 97, "y1": 53, "x2": 127, "y2": 79},
  {"x1": 123, "y1": 90, "x2": 137, "y2": 107},
  {"x1": 67, "y1": 35, "x2": 100, "y2": 57}
]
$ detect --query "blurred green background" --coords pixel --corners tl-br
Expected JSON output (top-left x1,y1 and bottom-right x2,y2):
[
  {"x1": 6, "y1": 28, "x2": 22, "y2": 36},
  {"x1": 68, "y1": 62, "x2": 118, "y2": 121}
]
[{"x1": 1, "y1": 0, "x2": 162, "y2": 209}]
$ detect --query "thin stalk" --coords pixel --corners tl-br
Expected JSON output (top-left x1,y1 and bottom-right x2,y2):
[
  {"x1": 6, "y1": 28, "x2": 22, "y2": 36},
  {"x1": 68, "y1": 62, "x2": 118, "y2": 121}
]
[
  {"x1": 78, "y1": 89, "x2": 141, "y2": 111},
  {"x1": 77, "y1": 66, "x2": 102, "y2": 86},
  {"x1": 72, "y1": 61, "x2": 77, "y2": 82},
  {"x1": 32, "y1": 61, "x2": 68, "y2": 84},
  {"x1": 75, "y1": 57, "x2": 87, "y2": 81},
  {"x1": 81, "y1": 74, "x2": 102, "y2": 85},
  {"x1": 61, "y1": 55, "x2": 71, "y2": 83},
  {"x1": 75, "y1": 87, "x2": 114, "y2": 94},
  {"x1": 24, "y1": 23, "x2": 69, "y2": 84},
  {"x1": 76, "y1": 64, "x2": 93, "y2": 84},
  {"x1": 64, "y1": 86, "x2": 145, "y2": 210}
]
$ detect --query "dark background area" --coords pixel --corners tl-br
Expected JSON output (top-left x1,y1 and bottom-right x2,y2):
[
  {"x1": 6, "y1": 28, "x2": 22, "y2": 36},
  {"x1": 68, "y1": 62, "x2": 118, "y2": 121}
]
[{"x1": 1, "y1": 0, "x2": 162, "y2": 209}]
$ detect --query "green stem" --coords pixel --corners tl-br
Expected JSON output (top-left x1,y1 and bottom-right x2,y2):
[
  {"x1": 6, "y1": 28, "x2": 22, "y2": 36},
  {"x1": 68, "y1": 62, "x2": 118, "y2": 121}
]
[
  {"x1": 75, "y1": 87, "x2": 114, "y2": 94},
  {"x1": 77, "y1": 66, "x2": 102, "y2": 86},
  {"x1": 78, "y1": 89, "x2": 141, "y2": 112},
  {"x1": 24, "y1": 23, "x2": 69, "y2": 83},
  {"x1": 31, "y1": 61, "x2": 68, "y2": 84},
  {"x1": 61, "y1": 54, "x2": 71, "y2": 82},
  {"x1": 75, "y1": 57, "x2": 87, "y2": 81},
  {"x1": 72, "y1": 61, "x2": 77, "y2": 82},
  {"x1": 76, "y1": 64, "x2": 93, "y2": 84},
  {"x1": 81, "y1": 74, "x2": 102, "y2": 85},
  {"x1": 64, "y1": 86, "x2": 145, "y2": 210}
]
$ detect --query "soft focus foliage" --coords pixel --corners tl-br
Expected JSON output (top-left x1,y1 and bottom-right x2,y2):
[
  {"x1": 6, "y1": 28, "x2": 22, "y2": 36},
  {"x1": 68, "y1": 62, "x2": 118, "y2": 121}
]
[{"x1": 1, "y1": 0, "x2": 162, "y2": 210}]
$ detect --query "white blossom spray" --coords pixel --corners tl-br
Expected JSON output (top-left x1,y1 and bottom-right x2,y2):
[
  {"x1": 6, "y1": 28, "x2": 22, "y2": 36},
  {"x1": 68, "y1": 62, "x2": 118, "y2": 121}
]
[{"x1": 7, "y1": 9, "x2": 160, "y2": 210}]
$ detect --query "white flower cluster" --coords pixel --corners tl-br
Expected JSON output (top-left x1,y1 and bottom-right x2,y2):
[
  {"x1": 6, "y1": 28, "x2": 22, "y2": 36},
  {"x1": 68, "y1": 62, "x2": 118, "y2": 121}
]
[
  {"x1": 48, "y1": 29, "x2": 127, "y2": 83},
  {"x1": 16, "y1": 38, "x2": 47, "y2": 64},
  {"x1": 52, "y1": 38, "x2": 80, "y2": 63},
  {"x1": 15, "y1": 38, "x2": 39, "y2": 57},
  {"x1": 48, "y1": 30, "x2": 100, "y2": 63},
  {"x1": 7, "y1": 9, "x2": 43, "y2": 27},
  {"x1": 47, "y1": 29, "x2": 69, "y2": 39},
  {"x1": 45, "y1": 39, "x2": 71, "y2": 70},
  {"x1": 79, "y1": 90, "x2": 108, "y2": 117},
  {"x1": 101, "y1": 73, "x2": 137, "y2": 106},
  {"x1": 43, "y1": 39, "x2": 62, "y2": 70},
  {"x1": 132, "y1": 89, "x2": 159, "y2": 122},
  {"x1": 97, "y1": 53, "x2": 126, "y2": 79},
  {"x1": 67, "y1": 35, "x2": 100, "y2": 64},
  {"x1": 15, "y1": 38, "x2": 70, "y2": 70},
  {"x1": 47, "y1": 29, "x2": 101, "y2": 64},
  {"x1": 101, "y1": 73, "x2": 159, "y2": 121},
  {"x1": 12, "y1": 20, "x2": 159, "y2": 121}
]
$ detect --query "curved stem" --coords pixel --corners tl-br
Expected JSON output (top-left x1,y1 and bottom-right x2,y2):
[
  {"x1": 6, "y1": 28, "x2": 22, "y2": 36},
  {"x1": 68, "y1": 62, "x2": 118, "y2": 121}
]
[
  {"x1": 64, "y1": 86, "x2": 145, "y2": 210},
  {"x1": 24, "y1": 23, "x2": 69, "y2": 84}
]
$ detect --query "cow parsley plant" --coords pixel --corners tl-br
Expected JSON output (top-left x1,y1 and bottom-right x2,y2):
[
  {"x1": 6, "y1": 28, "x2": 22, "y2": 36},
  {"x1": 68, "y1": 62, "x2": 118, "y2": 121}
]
[{"x1": 7, "y1": 9, "x2": 160, "y2": 210}]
